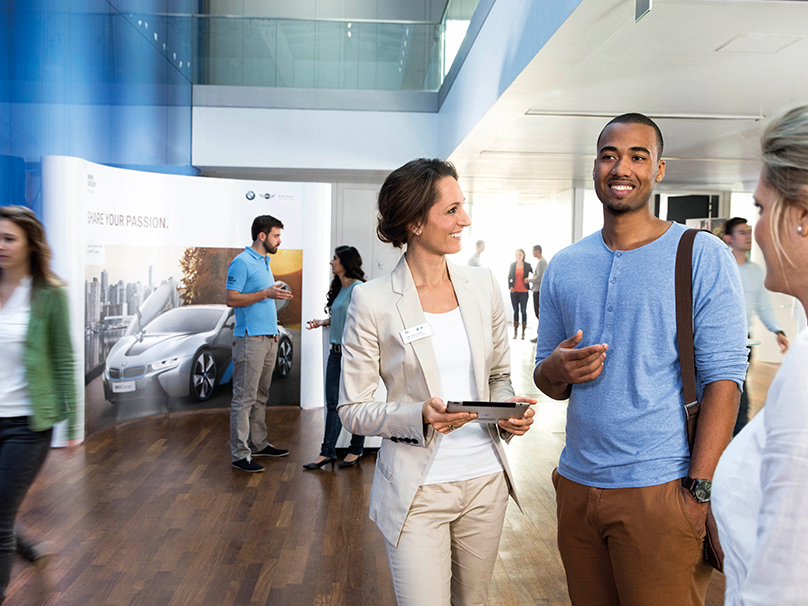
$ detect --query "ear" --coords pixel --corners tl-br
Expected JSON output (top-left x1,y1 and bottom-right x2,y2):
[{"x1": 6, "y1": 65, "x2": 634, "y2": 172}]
[
  {"x1": 408, "y1": 222, "x2": 422, "y2": 237},
  {"x1": 792, "y1": 189, "x2": 808, "y2": 237},
  {"x1": 655, "y1": 159, "x2": 666, "y2": 183},
  {"x1": 592, "y1": 159, "x2": 597, "y2": 181}
]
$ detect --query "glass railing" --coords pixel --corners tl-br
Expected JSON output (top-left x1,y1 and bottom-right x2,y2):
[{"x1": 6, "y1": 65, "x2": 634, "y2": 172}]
[{"x1": 193, "y1": 17, "x2": 443, "y2": 91}]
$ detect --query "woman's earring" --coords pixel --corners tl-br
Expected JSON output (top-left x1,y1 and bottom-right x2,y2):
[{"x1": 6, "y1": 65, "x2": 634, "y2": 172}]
[
  {"x1": 416, "y1": 230, "x2": 422, "y2": 235},
  {"x1": 798, "y1": 225, "x2": 804, "y2": 234}
]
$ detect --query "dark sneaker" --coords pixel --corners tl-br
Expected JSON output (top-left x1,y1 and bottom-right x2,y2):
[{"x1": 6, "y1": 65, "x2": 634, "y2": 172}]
[
  {"x1": 232, "y1": 457, "x2": 265, "y2": 473},
  {"x1": 252, "y1": 445, "x2": 290, "y2": 458}
]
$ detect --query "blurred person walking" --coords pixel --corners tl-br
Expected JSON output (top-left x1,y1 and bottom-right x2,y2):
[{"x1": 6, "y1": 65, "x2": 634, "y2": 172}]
[
  {"x1": 0, "y1": 205, "x2": 79, "y2": 604},
  {"x1": 712, "y1": 105, "x2": 808, "y2": 605},
  {"x1": 468, "y1": 239, "x2": 485, "y2": 266},
  {"x1": 527, "y1": 244, "x2": 547, "y2": 343},
  {"x1": 507, "y1": 248, "x2": 532, "y2": 339},
  {"x1": 339, "y1": 158, "x2": 535, "y2": 606},
  {"x1": 722, "y1": 216, "x2": 789, "y2": 435},
  {"x1": 304, "y1": 246, "x2": 366, "y2": 470}
]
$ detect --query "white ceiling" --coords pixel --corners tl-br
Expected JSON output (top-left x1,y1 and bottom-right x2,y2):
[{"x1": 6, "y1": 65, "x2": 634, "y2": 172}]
[{"x1": 449, "y1": 0, "x2": 808, "y2": 202}]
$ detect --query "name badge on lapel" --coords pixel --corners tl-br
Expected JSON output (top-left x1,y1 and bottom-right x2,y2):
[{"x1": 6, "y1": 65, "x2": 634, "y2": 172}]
[{"x1": 400, "y1": 323, "x2": 434, "y2": 344}]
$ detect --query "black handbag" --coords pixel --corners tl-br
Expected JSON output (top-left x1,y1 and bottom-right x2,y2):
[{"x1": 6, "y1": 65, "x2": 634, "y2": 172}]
[{"x1": 675, "y1": 228, "x2": 725, "y2": 572}]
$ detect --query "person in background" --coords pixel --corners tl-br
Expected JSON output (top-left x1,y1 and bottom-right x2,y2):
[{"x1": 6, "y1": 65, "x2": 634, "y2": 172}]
[
  {"x1": 722, "y1": 216, "x2": 789, "y2": 435},
  {"x1": 507, "y1": 248, "x2": 532, "y2": 339},
  {"x1": 0, "y1": 205, "x2": 79, "y2": 605},
  {"x1": 527, "y1": 244, "x2": 547, "y2": 344},
  {"x1": 304, "y1": 245, "x2": 367, "y2": 470},
  {"x1": 339, "y1": 158, "x2": 535, "y2": 606},
  {"x1": 226, "y1": 215, "x2": 294, "y2": 473},
  {"x1": 712, "y1": 105, "x2": 808, "y2": 605},
  {"x1": 468, "y1": 239, "x2": 485, "y2": 266}
]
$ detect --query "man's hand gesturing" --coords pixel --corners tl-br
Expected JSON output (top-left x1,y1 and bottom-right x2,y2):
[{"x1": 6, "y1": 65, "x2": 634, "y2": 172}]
[
  {"x1": 534, "y1": 330, "x2": 608, "y2": 400},
  {"x1": 265, "y1": 282, "x2": 293, "y2": 300}
]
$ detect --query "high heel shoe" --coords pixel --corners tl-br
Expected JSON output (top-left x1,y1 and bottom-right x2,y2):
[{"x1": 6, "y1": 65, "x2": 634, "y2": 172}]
[
  {"x1": 338, "y1": 456, "x2": 361, "y2": 469},
  {"x1": 303, "y1": 457, "x2": 336, "y2": 470}
]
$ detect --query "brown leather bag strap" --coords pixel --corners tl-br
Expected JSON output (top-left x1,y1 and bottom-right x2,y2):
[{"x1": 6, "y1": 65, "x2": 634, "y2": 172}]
[{"x1": 675, "y1": 228, "x2": 700, "y2": 452}]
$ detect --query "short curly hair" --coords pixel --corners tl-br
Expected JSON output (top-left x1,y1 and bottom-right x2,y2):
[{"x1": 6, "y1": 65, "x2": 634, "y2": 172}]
[{"x1": 376, "y1": 158, "x2": 458, "y2": 248}]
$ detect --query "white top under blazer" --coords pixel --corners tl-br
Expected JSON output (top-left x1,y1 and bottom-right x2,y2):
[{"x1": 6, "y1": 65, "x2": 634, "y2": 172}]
[{"x1": 338, "y1": 256, "x2": 521, "y2": 547}]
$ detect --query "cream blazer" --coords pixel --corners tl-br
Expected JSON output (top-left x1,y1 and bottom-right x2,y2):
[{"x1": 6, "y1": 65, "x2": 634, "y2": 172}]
[{"x1": 338, "y1": 255, "x2": 521, "y2": 547}]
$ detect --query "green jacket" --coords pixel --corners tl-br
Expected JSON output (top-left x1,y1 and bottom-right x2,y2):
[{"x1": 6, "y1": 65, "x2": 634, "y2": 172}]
[{"x1": 23, "y1": 283, "x2": 79, "y2": 438}]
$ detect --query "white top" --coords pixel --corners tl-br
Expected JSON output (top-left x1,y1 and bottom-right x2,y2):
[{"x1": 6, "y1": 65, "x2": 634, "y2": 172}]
[
  {"x1": 0, "y1": 277, "x2": 34, "y2": 417},
  {"x1": 712, "y1": 326, "x2": 808, "y2": 605},
  {"x1": 421, "y1": 307, "x2": 503, "y2": 485}
]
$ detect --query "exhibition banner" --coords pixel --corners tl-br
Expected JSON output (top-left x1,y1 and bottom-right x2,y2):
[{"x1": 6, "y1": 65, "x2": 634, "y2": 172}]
[{"x1": 42, "y1": 157, "x2": 331, "y2": 436}]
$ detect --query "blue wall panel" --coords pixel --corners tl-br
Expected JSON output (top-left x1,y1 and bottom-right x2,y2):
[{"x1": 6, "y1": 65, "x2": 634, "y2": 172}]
[{"x1": 0, "y1": 0, "x2": 197, "y2": 212}]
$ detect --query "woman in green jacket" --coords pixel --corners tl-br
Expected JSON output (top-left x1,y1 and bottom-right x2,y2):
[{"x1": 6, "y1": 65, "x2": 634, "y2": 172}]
[{"x1": 0, "y1": 205, "x2": 78, "y2": 604}]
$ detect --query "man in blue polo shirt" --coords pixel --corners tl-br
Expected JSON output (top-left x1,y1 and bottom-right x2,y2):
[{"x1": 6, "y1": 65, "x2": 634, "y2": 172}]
[
  {"x1": 534, "y1": 114, "x2": 748, "y2": 605},
  {"x1": 226, "y1": 215, "x2": 294, "y2": 473}
]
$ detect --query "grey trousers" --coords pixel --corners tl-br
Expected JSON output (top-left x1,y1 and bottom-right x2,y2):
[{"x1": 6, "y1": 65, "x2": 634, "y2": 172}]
[{"x1": 230, "y1": 335, "x2": 278, "y2": 461}]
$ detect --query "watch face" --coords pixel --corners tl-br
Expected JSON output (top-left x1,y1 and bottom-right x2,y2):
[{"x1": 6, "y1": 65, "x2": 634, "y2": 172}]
[{"x1": 694, "y1": 479, "x2": 712, "y2": 502}]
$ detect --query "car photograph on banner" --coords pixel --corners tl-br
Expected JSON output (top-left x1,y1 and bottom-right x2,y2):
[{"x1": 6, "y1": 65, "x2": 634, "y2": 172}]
[{"x1": 103, "y1": 283, "x2": 293, "y2": 404}]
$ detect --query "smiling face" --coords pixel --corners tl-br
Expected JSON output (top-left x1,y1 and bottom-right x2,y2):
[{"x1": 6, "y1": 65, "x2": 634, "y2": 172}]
[
  {"x1": 412, "y1": 176, "x2": 470, "y2": 256},
  {"x1": 593, "y1": 122, "x2": 665, "y2": 215},
  {"x1": 0, "y1": 218, "x2": 31, "y2": 275}
]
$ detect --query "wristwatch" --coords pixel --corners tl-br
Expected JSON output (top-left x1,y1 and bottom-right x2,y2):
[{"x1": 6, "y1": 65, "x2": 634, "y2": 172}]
[{"x1": 682, "y1": 477, "x2": 712, "y2": 503}]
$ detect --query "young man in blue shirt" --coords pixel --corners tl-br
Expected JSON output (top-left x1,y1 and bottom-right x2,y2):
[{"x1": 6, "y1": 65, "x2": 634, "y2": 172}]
[
  {"x1": 723, "y1": 216, "x2": 789, "y2": 435},
  {"x1": 226, "y1": 215, "x2": 294, "y2": 473},
  {"x1": 534, "y1": 114, "x2": 748, "y2": 605}
]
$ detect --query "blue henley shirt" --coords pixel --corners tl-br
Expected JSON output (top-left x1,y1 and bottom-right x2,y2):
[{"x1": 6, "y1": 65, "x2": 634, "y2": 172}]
[{"x1": 536, "y1": 223, "x2": 748, "y2": 488}]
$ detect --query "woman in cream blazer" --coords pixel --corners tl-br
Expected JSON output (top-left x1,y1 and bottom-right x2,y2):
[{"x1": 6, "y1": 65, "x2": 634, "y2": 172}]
[{"x1": 339, "y1": 159, "x2": 535, "y2": 606}]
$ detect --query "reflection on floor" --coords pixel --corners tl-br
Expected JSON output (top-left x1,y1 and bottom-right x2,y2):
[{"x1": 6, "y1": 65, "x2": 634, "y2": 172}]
[{"x1": 8, "y1": 338, "x2": 777, "y2": 605}]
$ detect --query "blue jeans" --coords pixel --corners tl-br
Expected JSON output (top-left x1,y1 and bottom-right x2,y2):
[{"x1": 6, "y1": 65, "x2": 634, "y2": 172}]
[
  {"x1": 0, "y1": 417, "x2": 53, "y2": 604},
  {"x1": 320, "y1": 350, "x2": 364, "y2": 459}
]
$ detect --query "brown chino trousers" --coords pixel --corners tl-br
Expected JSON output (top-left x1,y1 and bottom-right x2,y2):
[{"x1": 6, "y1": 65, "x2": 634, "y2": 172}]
[{"x1": 552, "y1": 469, "x2": 712, "y2": 606}]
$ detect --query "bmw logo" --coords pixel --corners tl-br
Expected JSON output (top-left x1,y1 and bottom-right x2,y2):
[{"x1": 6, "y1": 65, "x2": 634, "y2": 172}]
[{"x1": 246, "y1": 191, "x2": 255, "y2": 200}]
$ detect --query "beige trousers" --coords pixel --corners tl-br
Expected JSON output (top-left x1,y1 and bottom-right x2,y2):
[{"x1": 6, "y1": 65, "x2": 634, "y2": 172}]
[
  {"x1": 384, "y1": 471, "x2": 508, "y2": 606},
  {"x1": 230, "y1": 335, "x2": 278, "y2": 461}
]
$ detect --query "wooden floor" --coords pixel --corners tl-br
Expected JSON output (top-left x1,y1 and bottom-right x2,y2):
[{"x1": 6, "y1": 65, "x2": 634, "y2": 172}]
[{"x1": 7, "y1": 346, "x2": 779, "y2": 606}]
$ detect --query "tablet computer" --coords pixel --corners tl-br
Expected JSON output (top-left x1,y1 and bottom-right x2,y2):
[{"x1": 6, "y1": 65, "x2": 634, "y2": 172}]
[{"x1": 446, "y1": 401, "x2": 530, "y2": 423}]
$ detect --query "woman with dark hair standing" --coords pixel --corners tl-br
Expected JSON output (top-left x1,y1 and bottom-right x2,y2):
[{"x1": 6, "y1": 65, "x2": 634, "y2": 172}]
[
  {"x1": 304, "y1": 246, "x2": 367, "y2": 470},
  {"x1": 507, "y1": 248, "x2": 532, "y2": 340},
  {"x1": 338, "y1": 159, "x2": 535, "y2": 605},
  {"x1": 0, "y1": 205, "x2": 78, "y2": 604}
]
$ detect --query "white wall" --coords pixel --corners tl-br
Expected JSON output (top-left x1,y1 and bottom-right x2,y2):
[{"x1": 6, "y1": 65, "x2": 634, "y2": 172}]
[
  {"x1": 193, "y1": 107, "x2": 439, "y2": 172},
  {"x1": 330, "y1": 181, "x2": 401, "y2": 281}
]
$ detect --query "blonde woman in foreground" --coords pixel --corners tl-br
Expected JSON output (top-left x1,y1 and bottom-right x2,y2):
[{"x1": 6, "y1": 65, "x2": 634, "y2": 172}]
[{"x1": 712, "y1": 105, "x2": 808, "y2": 605}]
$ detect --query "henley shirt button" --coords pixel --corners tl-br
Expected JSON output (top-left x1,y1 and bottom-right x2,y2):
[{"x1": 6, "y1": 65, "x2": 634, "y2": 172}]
[
  {"x1": 607, "y1": 306, "x2": 613, "y2": 312},
  {"x1": 610, "y1": 278, "x2": 616, "y2": 284}
]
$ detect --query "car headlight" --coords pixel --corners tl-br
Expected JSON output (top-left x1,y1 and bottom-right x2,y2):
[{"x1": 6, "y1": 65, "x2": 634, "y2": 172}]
[{"x1": 149, "y1": 356, "x2": 181, "y2": 372}]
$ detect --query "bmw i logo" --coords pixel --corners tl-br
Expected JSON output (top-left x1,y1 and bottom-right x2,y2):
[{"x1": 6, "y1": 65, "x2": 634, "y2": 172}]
[{"x1": 246, "y1": 191, "x2": 255, "y2": 200}]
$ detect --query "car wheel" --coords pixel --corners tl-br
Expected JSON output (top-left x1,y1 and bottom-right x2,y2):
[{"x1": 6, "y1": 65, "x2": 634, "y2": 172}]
[
  {"x1": 274, "y1": 336, "x2": 293, "y2": 379},
  {"x1": 190, "y1": 350, "x2": 217, "y2": 401}
]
